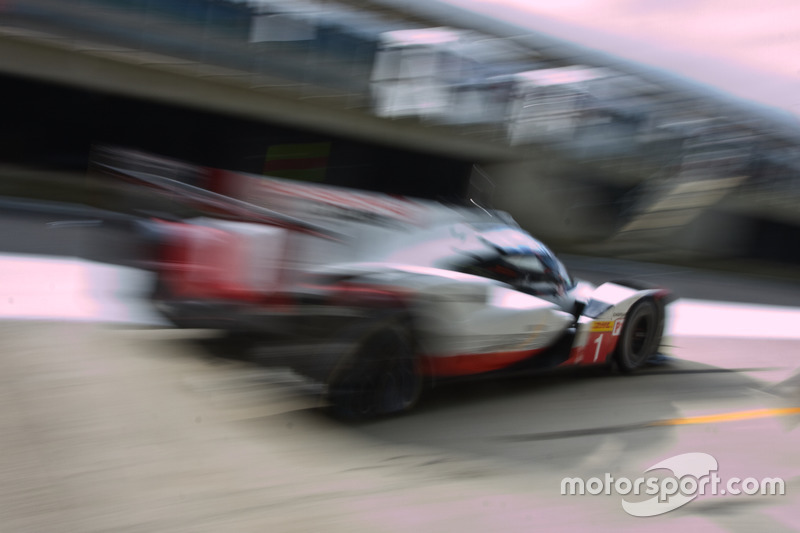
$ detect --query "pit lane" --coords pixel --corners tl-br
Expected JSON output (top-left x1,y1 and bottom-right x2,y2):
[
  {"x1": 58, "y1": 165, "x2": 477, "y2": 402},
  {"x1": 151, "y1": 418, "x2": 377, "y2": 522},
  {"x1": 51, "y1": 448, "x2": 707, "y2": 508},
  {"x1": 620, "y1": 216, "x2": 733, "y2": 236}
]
[{"x1": 1, "y1": 250, "x2": 799, "y2": 532}]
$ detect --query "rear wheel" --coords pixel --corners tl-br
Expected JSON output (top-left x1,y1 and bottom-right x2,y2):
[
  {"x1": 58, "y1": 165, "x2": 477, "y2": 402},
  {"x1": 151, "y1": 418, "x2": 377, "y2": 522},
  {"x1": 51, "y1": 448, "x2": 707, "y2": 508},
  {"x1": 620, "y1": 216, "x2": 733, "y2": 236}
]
[
  {"x1": 327, "y1": 316, "x2": 421, "y2": 420},
  {"x1": 615, "y1": 299, "x2": 662, "y2": 373}
]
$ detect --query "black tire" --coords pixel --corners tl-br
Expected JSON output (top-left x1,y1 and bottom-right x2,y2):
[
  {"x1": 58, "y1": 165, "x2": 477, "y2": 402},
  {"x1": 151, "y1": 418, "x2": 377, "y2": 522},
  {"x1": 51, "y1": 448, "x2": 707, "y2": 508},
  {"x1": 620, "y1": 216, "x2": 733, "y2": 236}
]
[
  {"x1": 615, "y1": 299, "x2": 662, "y2": 373},
  {"x1": 327, "y1": 316, "x2": 421, "y2": 420}
]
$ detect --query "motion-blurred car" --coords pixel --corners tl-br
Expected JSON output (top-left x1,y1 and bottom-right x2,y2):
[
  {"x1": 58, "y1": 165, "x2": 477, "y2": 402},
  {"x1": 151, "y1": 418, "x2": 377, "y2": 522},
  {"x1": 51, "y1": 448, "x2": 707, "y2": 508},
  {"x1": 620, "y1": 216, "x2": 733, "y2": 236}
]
[{"x1": 98, "y1": 149, "x2": 673, "y2": 418}]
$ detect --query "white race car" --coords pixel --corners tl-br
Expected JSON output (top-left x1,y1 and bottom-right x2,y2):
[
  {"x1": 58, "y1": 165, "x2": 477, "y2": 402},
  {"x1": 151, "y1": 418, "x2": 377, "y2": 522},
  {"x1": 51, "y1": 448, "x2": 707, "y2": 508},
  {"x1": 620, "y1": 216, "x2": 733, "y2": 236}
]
[{"x1": 100, "y1": 150, "x2": 673, "y2": 418}]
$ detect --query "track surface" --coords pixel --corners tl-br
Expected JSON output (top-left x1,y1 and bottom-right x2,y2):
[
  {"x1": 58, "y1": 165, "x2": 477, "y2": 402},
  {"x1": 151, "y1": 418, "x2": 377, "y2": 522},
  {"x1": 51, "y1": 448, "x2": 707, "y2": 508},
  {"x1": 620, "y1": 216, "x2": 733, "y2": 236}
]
[{"x1": 1, "y1": 209, "x2": 800, "y2": 532}]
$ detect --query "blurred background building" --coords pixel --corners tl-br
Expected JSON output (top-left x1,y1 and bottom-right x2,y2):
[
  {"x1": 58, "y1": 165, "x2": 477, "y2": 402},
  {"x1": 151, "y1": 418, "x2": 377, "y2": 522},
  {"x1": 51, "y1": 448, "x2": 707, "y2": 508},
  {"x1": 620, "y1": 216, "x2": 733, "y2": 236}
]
[{"x1": 0, "y1": 0, "x2": 798, "y2": 267}]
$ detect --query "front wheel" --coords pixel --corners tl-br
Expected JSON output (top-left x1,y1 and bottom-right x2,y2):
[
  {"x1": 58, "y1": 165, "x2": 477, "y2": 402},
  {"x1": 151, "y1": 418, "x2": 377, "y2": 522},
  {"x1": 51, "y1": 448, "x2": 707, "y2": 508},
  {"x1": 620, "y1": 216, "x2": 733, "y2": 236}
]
[
  {"x1": 327, "y1": 316, "x2": 421, "y2": 420},
  {"x1": 615, "y1": 299, "x2": 662, "y2": 373}
]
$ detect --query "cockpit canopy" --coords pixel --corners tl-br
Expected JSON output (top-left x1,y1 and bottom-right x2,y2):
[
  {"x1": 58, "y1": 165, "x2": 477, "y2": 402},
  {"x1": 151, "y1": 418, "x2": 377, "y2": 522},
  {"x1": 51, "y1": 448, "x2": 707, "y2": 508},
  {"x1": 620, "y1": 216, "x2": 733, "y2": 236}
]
[{"x1": 454, "y1": 224, "x2": 574, "y2": 296}]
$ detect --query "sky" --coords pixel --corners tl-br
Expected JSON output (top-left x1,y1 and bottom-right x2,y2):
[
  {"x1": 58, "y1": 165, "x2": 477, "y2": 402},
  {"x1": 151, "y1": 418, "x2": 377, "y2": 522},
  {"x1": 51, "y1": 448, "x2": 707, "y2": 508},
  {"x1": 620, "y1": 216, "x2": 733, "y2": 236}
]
[{"x1": 440, "y1": 0, "x2": 800, "y2": 119}]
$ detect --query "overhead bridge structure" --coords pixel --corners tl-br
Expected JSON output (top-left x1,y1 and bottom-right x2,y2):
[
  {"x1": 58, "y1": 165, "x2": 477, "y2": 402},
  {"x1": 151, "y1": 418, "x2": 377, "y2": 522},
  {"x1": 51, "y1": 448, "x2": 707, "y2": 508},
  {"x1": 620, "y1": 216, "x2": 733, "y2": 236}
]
[{"x1": 0, "y1": 0, "x2": 798, "y2": 264}]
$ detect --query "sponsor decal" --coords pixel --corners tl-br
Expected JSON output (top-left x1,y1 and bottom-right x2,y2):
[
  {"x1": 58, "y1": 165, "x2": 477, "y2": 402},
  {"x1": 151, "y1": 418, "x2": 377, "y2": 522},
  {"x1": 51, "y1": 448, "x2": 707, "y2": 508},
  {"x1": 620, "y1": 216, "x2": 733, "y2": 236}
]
[
  {"x1": 612, "y1": 319, "x2": 624, "y2": 336},
  {"x1": 590, "y1": 320, "x2": 614, "y2": 332}
]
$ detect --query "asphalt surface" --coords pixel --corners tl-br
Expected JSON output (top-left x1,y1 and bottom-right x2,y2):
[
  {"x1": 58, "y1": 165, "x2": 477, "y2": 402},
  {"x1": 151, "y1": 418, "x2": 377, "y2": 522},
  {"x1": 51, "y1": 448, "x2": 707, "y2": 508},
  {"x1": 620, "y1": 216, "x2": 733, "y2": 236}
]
[
  {"x1": 2, "y1": 322, "x2": 799, "y2": 532},
  {"x1": 1, "y1": 204, "x2": 800, "y2": 531}
]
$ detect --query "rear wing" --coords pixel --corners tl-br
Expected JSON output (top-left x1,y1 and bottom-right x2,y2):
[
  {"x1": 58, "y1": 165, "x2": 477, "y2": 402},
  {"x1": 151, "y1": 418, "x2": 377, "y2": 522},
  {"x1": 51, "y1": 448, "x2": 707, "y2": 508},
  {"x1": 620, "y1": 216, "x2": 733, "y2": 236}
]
[
  {"x1": 93, "y1": 157, "x2": 339, "y2": 239},
  {"x1": 91, "y1": 146, "x2": 500, "y2": 232}
]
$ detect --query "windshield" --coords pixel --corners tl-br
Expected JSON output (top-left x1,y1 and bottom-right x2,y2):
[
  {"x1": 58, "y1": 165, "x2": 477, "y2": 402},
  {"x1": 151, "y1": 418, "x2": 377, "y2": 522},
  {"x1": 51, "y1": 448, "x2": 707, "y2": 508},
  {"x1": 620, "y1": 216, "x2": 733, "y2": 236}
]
[
  {"x1": 476, "y1": 226, "x2": 574, "y2": 288},
  {"x1": 449, "y1": 224, "x2": 574, "y2": 297}
]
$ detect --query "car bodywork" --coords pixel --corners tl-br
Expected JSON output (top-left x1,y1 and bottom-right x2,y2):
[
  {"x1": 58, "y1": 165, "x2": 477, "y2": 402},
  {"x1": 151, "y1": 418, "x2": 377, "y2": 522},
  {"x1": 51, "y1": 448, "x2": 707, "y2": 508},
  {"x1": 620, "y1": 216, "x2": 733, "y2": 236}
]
[{"x1": 97, "y1": 148, "x2": 672, "y2": 417}]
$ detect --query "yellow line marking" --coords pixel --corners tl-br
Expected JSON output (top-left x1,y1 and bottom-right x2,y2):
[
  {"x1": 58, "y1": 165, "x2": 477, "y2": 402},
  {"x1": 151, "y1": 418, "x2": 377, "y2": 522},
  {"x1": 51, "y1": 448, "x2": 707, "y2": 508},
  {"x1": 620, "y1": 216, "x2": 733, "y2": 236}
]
[{"x1": 650, "y1": 407, "x2": 800, "y2": 427}]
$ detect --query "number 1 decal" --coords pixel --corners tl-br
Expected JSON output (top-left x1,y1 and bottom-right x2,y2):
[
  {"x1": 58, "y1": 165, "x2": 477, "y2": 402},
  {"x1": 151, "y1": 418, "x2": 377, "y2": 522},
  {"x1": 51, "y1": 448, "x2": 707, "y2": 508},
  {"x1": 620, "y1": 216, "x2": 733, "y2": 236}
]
[{"x1": 593, "y1": 335, "x2": 603, "y2": 362}]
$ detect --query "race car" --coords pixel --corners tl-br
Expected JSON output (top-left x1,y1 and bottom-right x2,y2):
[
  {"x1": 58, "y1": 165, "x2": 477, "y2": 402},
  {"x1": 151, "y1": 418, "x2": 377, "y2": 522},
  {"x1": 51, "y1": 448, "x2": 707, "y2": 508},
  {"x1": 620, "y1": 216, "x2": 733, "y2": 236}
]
[{"x1": 97, "y1": 148, "x2": 673, "y2": 419}]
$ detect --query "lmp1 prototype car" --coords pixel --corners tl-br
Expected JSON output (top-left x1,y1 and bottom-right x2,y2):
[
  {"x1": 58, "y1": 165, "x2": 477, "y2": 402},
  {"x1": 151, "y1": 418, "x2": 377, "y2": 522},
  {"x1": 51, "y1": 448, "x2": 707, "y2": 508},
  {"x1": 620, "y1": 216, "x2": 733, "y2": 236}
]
[{"x1": 98, "y1": 149, "x2": 672, "y2": 419}]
